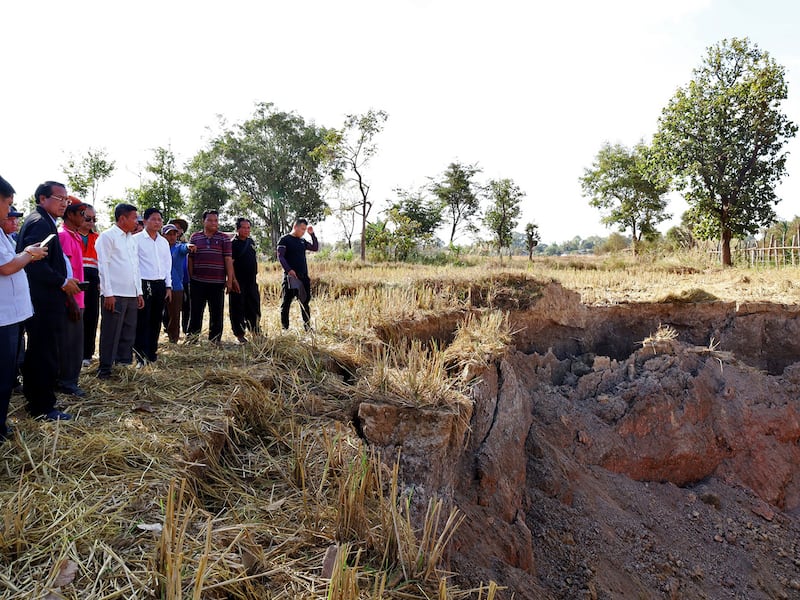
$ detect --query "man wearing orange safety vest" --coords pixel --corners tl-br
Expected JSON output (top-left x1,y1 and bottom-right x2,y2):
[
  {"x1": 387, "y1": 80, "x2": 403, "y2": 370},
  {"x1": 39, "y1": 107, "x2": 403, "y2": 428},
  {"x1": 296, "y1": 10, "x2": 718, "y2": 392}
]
[{"x1": 76, "y1": 200, "x2": 99, "y2": 367}]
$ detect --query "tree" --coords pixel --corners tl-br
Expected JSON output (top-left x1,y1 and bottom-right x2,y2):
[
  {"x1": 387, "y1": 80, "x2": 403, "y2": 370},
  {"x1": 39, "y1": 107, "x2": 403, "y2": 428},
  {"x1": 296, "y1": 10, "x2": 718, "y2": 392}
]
[
  {"x1": 127, "y1": 146, "x2": 185, "y2": 221},
  {"x1": 431, "y1": 161, "x2": 482, "y2": 245},
  {"x1": 484, "y1": 178, "x2": 524, "y2": 261},
  {"x1": 524, "y1": 222, "x2": 540, "y2": 260},
  {"x1": 62, "y1": 147, "x2": 116, "y2": 204},
  {"x1": 652, "y1": 37, "x2": 797, "y2": 266},
  {"x1": 190, "y1": 102, "x2": 331, "y2": 254},
  {"x1": 391, "y1": 186, "x2": 443, "y2": 238},
  {"x1": 185, "y1": 148, "x2": 230, "y2": 231},
  {"x1": 581, "y1": 142, "x2": 670, "y2": 255},
  {"x1": 318, "y1": 109, "x2": 389, "y2": 261}
]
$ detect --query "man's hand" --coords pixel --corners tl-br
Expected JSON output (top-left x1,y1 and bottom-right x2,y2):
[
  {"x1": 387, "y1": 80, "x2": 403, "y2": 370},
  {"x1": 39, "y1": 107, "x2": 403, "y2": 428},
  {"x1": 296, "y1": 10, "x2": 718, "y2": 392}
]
[
  {"x1": 62, "y1": 278, "x2": 81, "y2": 296},
  {"x1": 103, "y1": 295, "x2": 116, "y2": 312},
  {"x1": 287, "y1": 269, "x2": 297, "y2": 279},
  {"x1": 165, "y1": 289, "x2": 172, "y2": 303},
  {"x1": 24, "y1": 244, "x2": 48, "y2": 261},
  {"x1": 226, "y1": 278, "x2": 240, "y2": 294},
  {"x1": 306, "y1": 225, "x2": 314, "y2": 235},
  {"x1": 137, "y1": 295, "x2": 145, "y2": 309},
  {"x1": 187, "y1": 243, "x2": 197, "y2": 253}
]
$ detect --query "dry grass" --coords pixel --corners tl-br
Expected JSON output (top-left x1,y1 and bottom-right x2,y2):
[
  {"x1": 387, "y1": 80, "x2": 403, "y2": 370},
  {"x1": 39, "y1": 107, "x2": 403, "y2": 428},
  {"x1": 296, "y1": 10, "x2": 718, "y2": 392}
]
[{"x1": 3, "y1": 254, "x2": 799, "y2": 598}]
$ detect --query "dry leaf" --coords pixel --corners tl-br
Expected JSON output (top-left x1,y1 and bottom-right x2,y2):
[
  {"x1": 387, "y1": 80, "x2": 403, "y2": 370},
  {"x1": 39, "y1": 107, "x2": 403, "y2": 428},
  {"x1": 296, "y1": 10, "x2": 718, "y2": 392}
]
[
  {"x1": 44, "y1": 559, "x2": 79, "y2": 598},
  {"x1": 137, "y1": 523, "x2": 163, "y2": 533}
]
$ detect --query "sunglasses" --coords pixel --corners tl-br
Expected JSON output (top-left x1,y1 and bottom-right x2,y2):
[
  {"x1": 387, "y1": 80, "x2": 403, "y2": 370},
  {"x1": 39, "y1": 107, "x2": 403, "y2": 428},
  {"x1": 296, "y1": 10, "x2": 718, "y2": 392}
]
[{"x1": 84, "y1": 217, "x2": 96, "y2": 222}]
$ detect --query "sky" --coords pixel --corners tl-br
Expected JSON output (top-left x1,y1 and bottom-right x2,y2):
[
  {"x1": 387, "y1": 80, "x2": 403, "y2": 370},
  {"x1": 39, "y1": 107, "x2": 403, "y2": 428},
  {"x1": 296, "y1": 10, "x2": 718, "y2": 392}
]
[{"x1": 3, "y1": 0, "x2": 800, "y2": 244}]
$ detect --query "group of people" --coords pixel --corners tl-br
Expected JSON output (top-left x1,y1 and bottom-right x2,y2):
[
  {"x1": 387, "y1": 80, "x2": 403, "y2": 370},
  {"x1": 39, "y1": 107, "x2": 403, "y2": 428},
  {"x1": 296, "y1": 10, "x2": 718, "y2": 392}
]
[{"x1": 0, "y1": 173, "x2": 319, "y2": 442}]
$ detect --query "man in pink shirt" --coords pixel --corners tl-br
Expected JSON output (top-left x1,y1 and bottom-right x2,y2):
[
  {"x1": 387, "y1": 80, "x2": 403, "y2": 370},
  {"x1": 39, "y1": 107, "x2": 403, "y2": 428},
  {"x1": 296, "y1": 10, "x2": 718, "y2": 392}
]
[{"x1": 57, "y1": 202, "x2": 87, "y2": 396}]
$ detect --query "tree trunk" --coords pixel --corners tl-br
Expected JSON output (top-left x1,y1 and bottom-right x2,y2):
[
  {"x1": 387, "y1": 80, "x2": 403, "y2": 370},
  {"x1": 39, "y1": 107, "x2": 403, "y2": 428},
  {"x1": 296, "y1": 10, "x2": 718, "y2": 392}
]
[
  {"x1": 721, "y1": 228, "x2": 732, "y2": 266},
  {"x1": 360, "y1": 199, "x2": 367, "y2": 261}
]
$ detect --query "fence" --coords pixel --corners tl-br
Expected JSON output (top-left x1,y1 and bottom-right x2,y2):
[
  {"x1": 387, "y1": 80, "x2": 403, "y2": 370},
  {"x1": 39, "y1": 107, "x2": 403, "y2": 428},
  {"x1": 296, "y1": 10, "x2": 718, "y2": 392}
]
[{"x1": 707, "y1": 227, "x2": 800, "y2": 267}]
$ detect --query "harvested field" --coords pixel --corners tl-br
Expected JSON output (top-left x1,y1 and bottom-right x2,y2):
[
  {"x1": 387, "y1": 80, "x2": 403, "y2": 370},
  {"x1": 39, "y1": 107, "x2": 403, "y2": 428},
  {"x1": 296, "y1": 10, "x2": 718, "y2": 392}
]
[{"x1": 3, "y1": 256, "x2": 800, "y2": 599}]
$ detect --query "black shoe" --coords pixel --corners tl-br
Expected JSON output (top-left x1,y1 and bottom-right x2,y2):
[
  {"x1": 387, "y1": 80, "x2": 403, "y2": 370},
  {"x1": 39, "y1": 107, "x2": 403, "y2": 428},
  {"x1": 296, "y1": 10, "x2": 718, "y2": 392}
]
[
  {"x1": 96, "y1": 371, "x2": 112, "y2": 380},
  {"x1": 40, "y1": 410, "x2": 72, "y2": 421},
  {"x1": 58, "y1": 386, "x2": 86, "y2": 397},
  {"x1": 0, "y1": 425, "x2": 13, "y2": 443}
]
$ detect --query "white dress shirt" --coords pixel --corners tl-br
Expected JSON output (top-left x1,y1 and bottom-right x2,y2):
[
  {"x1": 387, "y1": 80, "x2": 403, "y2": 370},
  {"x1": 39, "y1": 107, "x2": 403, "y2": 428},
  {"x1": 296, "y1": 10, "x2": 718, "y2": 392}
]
[
  {"x1": 96, "y1": 224, "x2": 142, "y2": 298},
  {"x1": 0, "y1": 233, "x2": 34, "y2": 326},
  {"x1": 134, "y1": 230, "x2": 172, "y2": 288}
]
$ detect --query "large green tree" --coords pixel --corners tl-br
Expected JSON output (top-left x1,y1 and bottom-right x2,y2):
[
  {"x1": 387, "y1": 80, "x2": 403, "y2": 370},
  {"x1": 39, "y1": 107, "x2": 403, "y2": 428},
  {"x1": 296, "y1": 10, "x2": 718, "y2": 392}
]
[
  {"x1": 652, "y1": 37, "x2": 797, "y2": 266},
  {"x1": 317, "y1": 109, "x2": 389, "y2": 261},
  {"x1": 127, "y1": 146, "x2": 185, "y2": 222},
  {"x1": 62, "y1": 147, "x2": 116, "y2": 204},
  {"x1": 581, "y1": 142, "x2": 670, "y2": 255},
  {"x1": 430, "y1": 161, "x2": 481, "y2": 245},
  {"x1": 191, "y1": 102, "x2": 330, "y2": 254},
  {"x1": 484, "y1": 178, "x2": 524, "y2": 260}
]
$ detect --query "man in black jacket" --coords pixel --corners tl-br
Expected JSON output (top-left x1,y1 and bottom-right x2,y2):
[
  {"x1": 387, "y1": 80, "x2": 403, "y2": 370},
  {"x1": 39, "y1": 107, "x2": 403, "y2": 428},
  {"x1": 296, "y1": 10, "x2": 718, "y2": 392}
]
[
  {"x1": 16, "y1": 181, "x2": 80, "y2": 420},
  {"x1": 277, "y1": 217, "x2": 318, "y2": 330},
  {"x1": 229, "y1": 218, "x2": 260, "y2": 343}
]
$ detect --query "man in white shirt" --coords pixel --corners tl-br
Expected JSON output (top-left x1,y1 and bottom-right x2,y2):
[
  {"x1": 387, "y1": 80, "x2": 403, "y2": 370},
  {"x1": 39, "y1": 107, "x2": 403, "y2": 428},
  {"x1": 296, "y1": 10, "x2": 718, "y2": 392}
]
[
  {"x1": 133, "y1": 207, "x2": 172, "y2": 364},
  {"x1": 95, "y1": 203, "x2": 144, "y2": 380}
]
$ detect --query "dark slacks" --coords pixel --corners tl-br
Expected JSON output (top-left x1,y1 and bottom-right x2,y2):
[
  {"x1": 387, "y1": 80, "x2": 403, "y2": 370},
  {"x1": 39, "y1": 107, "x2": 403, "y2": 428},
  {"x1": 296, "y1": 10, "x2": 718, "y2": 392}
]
[
  {"x1": 1, "y1": 322, "x2": 21, "y2": 437},
  {"x1": 165, "y1": 289, "x2": 183, "y2": 343},
  {"x1": 229, "y1": 282, "x2": 261, "y2": 337},
  {"x1": 134, "y1": 279, "x2": 166, "y2": 363},
  {"x1": 188, "y1": 280, "x2": 225, "y2": 341},
  {"x1": 98, "y1": 296, "x2": 139, "y2": 376},
  {"x1": 57, "y1": 309, "x2": 84, "y2": 390},
  {"x1": 23, "y1": 309, "x2": 64, "y2": 416},
  {"x1": 82, "y1": 266, "x2": 100, "y2": 360},
  {"x1": 181, "y1": 279, "x2": 191, "y2": 334},
  {"x1": 280, "y1": 275, "x2": 311, "y2": 329}
]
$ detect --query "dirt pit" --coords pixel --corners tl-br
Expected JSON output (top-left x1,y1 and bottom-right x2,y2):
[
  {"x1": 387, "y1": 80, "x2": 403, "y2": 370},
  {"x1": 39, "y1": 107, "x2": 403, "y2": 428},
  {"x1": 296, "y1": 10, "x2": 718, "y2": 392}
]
[{"x1": 365, "y1": 282, "x2": 800, "y2": 599}]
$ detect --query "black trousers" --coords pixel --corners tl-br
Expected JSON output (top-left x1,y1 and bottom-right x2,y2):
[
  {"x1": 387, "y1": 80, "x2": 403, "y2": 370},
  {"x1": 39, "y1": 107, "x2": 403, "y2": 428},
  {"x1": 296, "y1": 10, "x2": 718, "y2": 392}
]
[
  {"x1": 280, "y1": 275, "x2": 311, "y2": 329},
  {"x1": 23, "y1": 309, "x2": 64, "y2": 416},
  {"x1": 181, "y1": 279, "x2": 191, "y2": 334},
  {"x1": 82, "y1": 266, "x2": 100, "y2": 360},
  {"x1": 229, "y1": 282, "x2": 261, "y2": 336},
  {"x1": 134, "y1": 279, "x2": 167, "y2": 362},
  {"x1": 188, "y1": 280, "x2": 225, "y2": 341}
]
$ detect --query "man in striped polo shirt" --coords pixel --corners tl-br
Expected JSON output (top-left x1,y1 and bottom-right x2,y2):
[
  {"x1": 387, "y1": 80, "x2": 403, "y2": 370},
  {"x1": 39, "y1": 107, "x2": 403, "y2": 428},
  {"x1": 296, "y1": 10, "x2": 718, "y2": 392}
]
[{"x1": 187, "y1": 210, "x2": 238, "y2": 343}]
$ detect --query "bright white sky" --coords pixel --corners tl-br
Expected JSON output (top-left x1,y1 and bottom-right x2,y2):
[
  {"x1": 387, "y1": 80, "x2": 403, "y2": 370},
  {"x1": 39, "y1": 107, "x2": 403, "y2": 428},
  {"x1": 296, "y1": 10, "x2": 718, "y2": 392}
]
[{"x1": 3, "y1": 0, "x2": 800, "y2": 244}]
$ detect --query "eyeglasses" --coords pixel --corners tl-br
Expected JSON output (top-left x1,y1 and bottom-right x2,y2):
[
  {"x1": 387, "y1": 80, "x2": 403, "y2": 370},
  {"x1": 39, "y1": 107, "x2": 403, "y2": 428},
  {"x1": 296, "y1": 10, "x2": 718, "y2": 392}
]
[
  {"x1": 84, "y1": 217, "x2": 96, "y2": 222},
  {"x1": 49, "y1": 194, "x2": 69, "y2": 203}
]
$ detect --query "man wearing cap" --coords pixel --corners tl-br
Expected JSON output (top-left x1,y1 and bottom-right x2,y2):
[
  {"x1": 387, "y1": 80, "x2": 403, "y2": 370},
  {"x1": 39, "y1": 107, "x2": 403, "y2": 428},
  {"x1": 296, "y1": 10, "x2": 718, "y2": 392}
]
[
  {"x1": 16, "y1": 181, "x2": 80, "y2": 420},
  {"x1": 56, "y1": 202, "x2": 88, "y2": 396},
  {"x1": 96, "y1": 203, "x2": 143, "y2": 379},
  {"x1": 229, "y1": 218, "x2": 261, "y2": 343},
  {"x1": 133, "y1": 208, "x2": 171, "y2": 363},
  {"x1": 1, "y1": 205, "x2": 25, "y2": 394},
  {"x1": 1, "y1": 176, "x2": 50, "y2": 440},
  {"x1": 1, "y1": 205, "x2": 23, "y2": 241},
  {"x1": 162, "y1": 223, "x2": 195, "y2": 343}
]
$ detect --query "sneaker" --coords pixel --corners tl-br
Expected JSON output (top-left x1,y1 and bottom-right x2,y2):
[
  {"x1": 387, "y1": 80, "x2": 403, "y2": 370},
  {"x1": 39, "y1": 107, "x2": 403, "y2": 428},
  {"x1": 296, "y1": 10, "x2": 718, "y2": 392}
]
[
  {"x1": 81, "y1": 359, "x2": 92, "y2": 368},
  {"x1": 40, "y1": 410, "x2": 72, "y2": 421},
  {"x1": 96, "y1": 371, "x2": 112, "y2": 380},
  {"x1": 236, "y1": 335, "x2": 248, "y2": 344}
]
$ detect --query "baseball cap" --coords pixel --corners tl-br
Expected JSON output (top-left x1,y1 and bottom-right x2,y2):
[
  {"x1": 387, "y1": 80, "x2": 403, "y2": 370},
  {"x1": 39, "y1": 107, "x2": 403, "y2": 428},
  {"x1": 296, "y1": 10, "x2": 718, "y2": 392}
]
[
  {"x1": 8, "y1": 206, "x2": 23, "y2": 218},
  {"x1": 162, "y1": 224, "x2": 179, "y2": 235}
]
